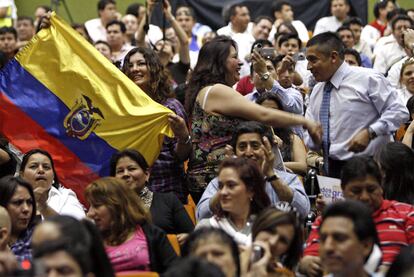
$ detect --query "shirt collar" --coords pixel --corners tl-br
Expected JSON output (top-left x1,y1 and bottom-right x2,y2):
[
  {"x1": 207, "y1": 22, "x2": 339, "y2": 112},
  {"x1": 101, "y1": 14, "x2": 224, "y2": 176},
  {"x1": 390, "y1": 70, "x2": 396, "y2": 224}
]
[{"x1": 329, "y1": 61, "x2": 350, "y2": 90}]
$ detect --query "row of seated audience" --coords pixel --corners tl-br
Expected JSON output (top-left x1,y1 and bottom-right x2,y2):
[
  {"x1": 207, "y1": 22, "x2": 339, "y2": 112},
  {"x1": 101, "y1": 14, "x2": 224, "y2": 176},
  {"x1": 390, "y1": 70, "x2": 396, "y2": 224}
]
[{"x1": 0, "y1": 0, "x2": 414, "y2": 276}]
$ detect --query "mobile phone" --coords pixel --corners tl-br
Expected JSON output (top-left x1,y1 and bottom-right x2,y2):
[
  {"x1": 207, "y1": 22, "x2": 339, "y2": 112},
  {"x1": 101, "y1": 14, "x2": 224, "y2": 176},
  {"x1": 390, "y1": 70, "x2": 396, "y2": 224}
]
[{"x1": 250, "y1": 245, "x2": 265, "y2": 263}]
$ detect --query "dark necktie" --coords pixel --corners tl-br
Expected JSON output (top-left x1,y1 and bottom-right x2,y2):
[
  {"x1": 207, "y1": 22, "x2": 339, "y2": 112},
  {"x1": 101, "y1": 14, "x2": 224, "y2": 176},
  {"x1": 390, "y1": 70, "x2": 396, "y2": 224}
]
[{"x1": 320, "y1": 81, "x2": 333, "y2": 175}]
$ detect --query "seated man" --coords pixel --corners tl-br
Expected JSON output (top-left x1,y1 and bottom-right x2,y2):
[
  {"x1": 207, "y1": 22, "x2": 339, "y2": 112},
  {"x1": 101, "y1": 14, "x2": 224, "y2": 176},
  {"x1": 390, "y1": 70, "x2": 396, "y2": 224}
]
[
  {"x1": 196, "y1": 121, "x2": 310, "y2": 220},
  {"x1": 319, "y1": 200, "x2": 382, "y2": 277},
  {"x1": 299, "y1": 156, "x2": 414, "y2": 276}
]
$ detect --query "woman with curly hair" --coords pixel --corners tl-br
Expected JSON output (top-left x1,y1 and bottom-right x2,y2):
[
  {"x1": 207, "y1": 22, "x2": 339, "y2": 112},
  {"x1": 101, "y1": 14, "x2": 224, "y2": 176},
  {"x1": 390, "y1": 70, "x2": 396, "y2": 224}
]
[
  {"x1": 185, "y1": 36, "x2": 321, "y2": 202},
  {"x1": 122, "y1": 47, "x2": 191, "y2": 203}
]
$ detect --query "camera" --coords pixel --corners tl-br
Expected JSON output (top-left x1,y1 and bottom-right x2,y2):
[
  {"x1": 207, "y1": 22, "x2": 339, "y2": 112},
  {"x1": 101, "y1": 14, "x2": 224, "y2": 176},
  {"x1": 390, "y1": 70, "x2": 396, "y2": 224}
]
[
  {"x1": 293, "y1": 52, "x2": 306, "y2": 62},
  {"x1": 250, "y1": 245, "x2": 265, "y2": 263}
]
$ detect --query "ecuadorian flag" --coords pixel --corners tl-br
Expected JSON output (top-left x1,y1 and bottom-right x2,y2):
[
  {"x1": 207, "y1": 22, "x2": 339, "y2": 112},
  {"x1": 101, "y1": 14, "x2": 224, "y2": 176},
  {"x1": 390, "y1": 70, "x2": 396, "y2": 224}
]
[{"x1": 0, "y1": 13, "x2": 174, "y2": 202}]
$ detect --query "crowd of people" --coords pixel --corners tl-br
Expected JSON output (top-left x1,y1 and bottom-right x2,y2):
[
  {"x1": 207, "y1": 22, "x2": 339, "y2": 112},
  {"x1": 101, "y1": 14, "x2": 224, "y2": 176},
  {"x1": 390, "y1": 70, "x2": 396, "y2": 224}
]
[{"x1": 0, "y1": 0, "x2": 414, "y2": 276}]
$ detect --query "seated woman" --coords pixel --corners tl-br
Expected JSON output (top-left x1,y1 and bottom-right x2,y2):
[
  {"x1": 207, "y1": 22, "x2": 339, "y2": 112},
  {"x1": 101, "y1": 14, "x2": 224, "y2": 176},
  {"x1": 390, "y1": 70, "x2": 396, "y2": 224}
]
[
  {"x1": 85, "y1": 177, "x2": 177, "y2": 273},
  {"x1": 196, "y1": 157, "x2": 270, "y2": 246},
  {"x1": 0, "y1": 176, "x2": 37, "y2": 262},
  {"x1": 110, "y1": 149, "x2": 194, "y2": 237},
  {"x1": 182, "y1": 227, "x2": 240, "y2": 277},
  {"x1": 241, "y1": 205, "x2": 303, "y2": 276},
  {"x1": 122, "y1": 47, "x2": 191, "y2": 203},
  {"x1": 256, "y1": 92, "x2": 307, "y2": 175},
  {"x1": 19, "y1": 149, "x2": 85, "y2": 220}
]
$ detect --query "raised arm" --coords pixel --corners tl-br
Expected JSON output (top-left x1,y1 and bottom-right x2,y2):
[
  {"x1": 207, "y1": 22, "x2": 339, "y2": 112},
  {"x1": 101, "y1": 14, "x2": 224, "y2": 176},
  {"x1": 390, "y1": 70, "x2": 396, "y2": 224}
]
[
  {"x1": 136, "y1": 0, "x2": 157, "y2": 47},
  {"x1": 201, "y1": 84, "x2": 322, "y2": 145},
  {"x1": 163, "y1": 0, "x2": 190, "y2": 65}
]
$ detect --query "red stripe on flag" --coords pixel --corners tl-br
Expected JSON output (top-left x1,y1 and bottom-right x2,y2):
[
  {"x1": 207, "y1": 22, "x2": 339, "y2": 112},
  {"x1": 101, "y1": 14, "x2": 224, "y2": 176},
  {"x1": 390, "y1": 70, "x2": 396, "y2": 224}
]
[{"x1": 0, "y1": 92, "x2": 100, "y2": 205}]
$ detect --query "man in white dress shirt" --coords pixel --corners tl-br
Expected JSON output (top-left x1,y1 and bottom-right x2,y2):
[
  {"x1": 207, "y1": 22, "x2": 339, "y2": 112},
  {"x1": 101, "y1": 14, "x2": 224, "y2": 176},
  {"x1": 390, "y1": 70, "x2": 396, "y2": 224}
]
[
  {"x1": 84, "y1": 0, "x2": 118, "y2": 43},
  {"x1": 217, "y1": 3, "x2": 254, "y2": 77},
  {"x1": 313, "y1": 0, "x2": 350, "y2": 36},
  {"x1": 270, "y1": 0, "x2": 309, "y2": 44},
  {"x1": 373, "y1": 15, "x2": 413, "y2": 75},
  {"x1": 304, "y1": 32, "x2": 408, "y2": 177}
]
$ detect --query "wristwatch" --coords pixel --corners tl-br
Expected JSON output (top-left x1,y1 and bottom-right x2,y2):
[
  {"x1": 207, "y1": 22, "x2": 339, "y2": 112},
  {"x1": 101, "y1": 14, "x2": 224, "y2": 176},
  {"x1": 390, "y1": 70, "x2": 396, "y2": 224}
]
[
  {"x1": 265, "y1": 173, "x2": 280, "y2": 182},
  {"x1": 178, "y1": 135, "x2": 192, "y2": 145},
  {"x1": 260, "y1": 72, "x2": 270, "y2": 81},
  {"x1": 368, "y1": 127, "x2": 377, "y2": 140}
]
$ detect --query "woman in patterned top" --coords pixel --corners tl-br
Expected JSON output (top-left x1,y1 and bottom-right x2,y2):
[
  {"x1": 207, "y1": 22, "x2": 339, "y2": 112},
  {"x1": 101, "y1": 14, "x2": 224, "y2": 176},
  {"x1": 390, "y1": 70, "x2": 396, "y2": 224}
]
[
  {"x1": 122, "y1": 47, "x2": 191, "y2": 203},
  {"x1": 185, "y1": 36, "x2": 321, "y2": 202}
]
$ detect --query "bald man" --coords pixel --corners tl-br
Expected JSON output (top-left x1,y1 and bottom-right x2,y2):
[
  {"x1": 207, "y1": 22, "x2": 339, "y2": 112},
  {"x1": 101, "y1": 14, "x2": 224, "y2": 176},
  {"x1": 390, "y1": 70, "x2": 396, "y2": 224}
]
[{"x1": 0, "y1": 206, "x2": 10, "y2": 251}]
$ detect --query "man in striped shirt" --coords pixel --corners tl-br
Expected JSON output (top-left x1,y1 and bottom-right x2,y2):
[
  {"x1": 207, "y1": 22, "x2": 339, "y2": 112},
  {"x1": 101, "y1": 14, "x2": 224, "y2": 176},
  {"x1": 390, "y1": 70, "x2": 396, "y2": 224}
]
[{"x1": 299, "y1": 156, "x2": 414, "y2": 276}]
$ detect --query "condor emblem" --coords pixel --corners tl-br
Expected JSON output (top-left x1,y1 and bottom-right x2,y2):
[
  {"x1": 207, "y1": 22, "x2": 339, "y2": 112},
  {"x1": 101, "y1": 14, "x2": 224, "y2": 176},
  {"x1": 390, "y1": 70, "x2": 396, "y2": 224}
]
[{"x1": 64, "y1": 95, "x2": 104, "y2": 140}]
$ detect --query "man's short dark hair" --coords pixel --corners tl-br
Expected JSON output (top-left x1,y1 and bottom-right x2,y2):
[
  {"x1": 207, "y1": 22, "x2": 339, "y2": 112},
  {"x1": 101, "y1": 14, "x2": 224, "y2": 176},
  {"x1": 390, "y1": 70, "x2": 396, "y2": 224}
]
[
  {"x1": 98, "y1": 0, "x2": 115, "y2": 11},
  {"x1": 330, "y1": 0, "x2": 350, "y2": 5},
  {"x1": 340, "y1": 156, "x2": 382, "y2": 190},
  {"x1": 343, "y1": 16, "x2": 363, "y2": 27},
  {"x1": 230, "y1": 121, "x2": 273, "y2": 149},
  {"x1": 337, "y1": 25, "x2": 354, "y2": 35},
  {"x1": 306, "y1": 32, "x2": 345, "y2": 59},
  {"x1": 344, "y1": 48, "x2": 362, "y2": 66},
  {"x1": 391, "y1": 14, "x2": 414, "y2": 31},
  {"x1": 271, "y1": 0, "x2": 292, "y2": 14},
  {"x1": 106, "y1": 20, "x2": 126, "y2": 33},
  {"x1": 0, "y1": 27, "x2": 17, "y2": 39},
  {"x1": 277, "y1": 33, "x2": 301, "y2": 48},
  {"x1": 321, "y1": 200, "x2": 378, "y2": 244},
  {"x1": 225, "y1": 3, "x2": 249, "y2": 23},
  {"x1": 176, "y1": 5, "x2": 197, "y2": 19},
  {"x1": 125, "y1": 3, "x2": 142, "y2": 17},
  {"x1": 17, "y1": 16, "x2": 34, "y2": 26},
  {"x1": 254, "y1": 15, "x2": 274, "y2": 25}
]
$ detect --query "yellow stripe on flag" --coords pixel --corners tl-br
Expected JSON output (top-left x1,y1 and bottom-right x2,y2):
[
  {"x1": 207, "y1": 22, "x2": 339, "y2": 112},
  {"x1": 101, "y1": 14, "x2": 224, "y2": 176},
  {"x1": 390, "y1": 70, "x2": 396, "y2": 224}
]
[{"x1": 15, "y1": 12, "x2": 174, "y2": 165}]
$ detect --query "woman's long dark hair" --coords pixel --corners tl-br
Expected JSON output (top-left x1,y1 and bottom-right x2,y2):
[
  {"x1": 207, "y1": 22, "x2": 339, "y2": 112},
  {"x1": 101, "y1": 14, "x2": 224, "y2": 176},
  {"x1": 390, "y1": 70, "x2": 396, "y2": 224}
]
[
  {"x1": 377, "y1": 142, "x2": 414, "y2": 205},
  {"x1": 0, "y1": 176, "x2": 37, "y2": 231},
  {"x1": 21, "y1": 149, "x2": 60, "y2": 188},
  {"x1": 252, "y1": 207, "x2": 303, "y2": 270},
  {"x1": 216, "y1": 157, "x2": 271, "y2": 218},
  {"x1": 122, "y1": 47, "x2": 174, "y2": 103},
  {"x1": 256, "y1": 92, "x2": 293, "y2": 161},
  {"x1": 182, "y1": 227, "x2": 241, "y2": 277},
  {"x1": 185, "y1": 36, "x2": 237, "y2": 115}
]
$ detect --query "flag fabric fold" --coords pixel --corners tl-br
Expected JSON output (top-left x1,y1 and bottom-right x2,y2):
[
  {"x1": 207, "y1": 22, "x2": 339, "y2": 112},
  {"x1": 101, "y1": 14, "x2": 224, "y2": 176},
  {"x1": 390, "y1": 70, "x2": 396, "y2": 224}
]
[{"x1": 0, "y1": 13, "x2": 174, "y2": 202}]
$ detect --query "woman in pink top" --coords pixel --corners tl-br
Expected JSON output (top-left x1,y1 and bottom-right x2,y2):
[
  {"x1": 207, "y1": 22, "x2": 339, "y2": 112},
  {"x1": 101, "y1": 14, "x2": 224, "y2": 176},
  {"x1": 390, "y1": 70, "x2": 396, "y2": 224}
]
[{"x1": 85, "y1": 177, "x2": 178, "y2": 273}]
